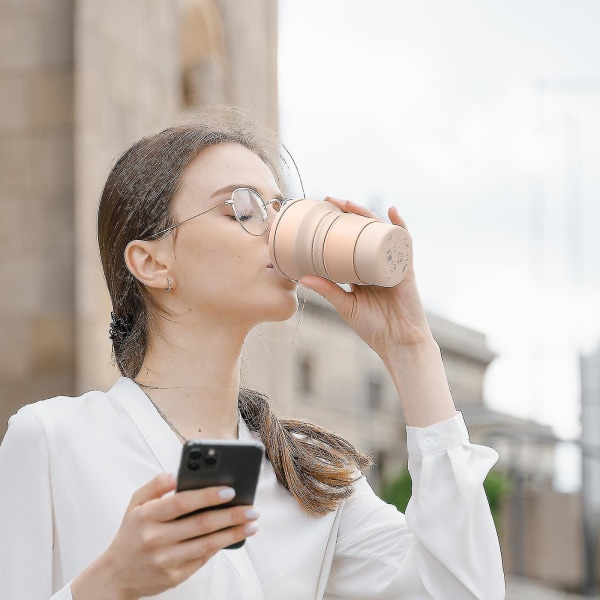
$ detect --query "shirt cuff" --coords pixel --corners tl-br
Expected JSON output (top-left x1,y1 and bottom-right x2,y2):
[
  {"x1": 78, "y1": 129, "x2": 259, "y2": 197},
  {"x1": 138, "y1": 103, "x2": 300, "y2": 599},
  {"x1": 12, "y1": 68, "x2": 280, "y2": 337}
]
[{"x1": 406, "y1": 412, "x2": 469, "y2": 455}]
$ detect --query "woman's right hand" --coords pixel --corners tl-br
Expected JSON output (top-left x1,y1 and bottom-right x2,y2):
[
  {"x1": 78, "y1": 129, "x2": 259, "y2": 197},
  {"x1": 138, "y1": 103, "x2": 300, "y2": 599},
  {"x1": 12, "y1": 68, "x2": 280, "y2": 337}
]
[{"x1": 71, "y1": 473, "x2": 260, "y2": 600}]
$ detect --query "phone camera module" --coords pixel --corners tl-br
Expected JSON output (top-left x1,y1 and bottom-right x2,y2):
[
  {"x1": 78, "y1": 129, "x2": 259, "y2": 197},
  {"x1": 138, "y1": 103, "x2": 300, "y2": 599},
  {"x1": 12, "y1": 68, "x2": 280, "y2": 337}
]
[
  {"x1": 189, "y1": 449, "x2": 202, "y2": 461},
  {"x1": 204, "y1": 448, "x2": 218, "y2": 468}
]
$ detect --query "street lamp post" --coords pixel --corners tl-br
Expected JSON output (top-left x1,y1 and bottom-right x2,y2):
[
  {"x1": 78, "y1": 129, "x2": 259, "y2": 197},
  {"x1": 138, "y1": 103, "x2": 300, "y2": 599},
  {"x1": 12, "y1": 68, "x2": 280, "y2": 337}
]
[{"x1": 534, "y1": 77, "x2": 600, "y2": 597}]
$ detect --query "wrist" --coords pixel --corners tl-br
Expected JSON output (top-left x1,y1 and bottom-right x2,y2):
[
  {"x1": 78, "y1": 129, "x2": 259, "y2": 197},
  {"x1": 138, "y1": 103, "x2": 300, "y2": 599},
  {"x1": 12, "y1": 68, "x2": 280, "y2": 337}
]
[
  {"x1": 380, "y1": 335, "x2": 440, "y2": 366},
  {"x1": 71, "y1": 553, "x2": 135, "y2": 600},
  {"x1": 382, "y1": 338, "x2": 457, "y2": 428}
]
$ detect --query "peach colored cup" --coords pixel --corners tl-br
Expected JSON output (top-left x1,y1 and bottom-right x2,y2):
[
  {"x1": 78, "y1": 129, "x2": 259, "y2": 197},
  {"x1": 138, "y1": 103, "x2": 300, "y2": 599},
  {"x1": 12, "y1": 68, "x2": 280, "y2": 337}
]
[{"x1": 268, "y1": 199, "x2": 411, "y2": 287}]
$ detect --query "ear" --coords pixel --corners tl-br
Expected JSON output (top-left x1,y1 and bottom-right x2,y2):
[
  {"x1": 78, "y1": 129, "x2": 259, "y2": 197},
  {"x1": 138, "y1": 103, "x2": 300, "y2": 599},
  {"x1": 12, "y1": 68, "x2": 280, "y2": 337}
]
[{"x1": 124, "y1": 240, "x2": 172, "y2": 291}]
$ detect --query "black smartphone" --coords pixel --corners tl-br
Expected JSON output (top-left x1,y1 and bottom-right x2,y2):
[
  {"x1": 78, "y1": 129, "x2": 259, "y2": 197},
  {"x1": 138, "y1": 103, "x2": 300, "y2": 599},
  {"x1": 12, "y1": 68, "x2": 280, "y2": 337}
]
[{"x1": 176, "y1": 439, "x2": 265, "y2": 549}]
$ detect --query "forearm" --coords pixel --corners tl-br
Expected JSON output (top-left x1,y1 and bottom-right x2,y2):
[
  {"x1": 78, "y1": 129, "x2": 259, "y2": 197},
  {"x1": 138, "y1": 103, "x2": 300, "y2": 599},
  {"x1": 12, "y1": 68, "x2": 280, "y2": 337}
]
[{"x1": 381, "y1": 337, "x2": 457, "y2": 428}]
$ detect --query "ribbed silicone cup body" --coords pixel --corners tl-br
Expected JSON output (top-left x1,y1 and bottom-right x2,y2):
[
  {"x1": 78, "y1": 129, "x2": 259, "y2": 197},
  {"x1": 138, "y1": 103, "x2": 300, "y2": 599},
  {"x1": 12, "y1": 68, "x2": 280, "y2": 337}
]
[
  {"x1": 322, "y1": 213, "x2": 373, "y2": 283},
  {"x1": 268, "y1": 199, "x2": 339, "y2": 280},
  {"x1": 268, "y1": 199, "x2": 411, "y2": 287}
]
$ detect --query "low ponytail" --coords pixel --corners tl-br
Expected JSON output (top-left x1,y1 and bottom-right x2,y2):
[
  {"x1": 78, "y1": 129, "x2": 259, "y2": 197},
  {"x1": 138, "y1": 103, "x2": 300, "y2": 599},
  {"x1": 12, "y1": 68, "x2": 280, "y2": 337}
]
[{"x1": 239, "y1": 388, "x2": 372, "y2": 516}]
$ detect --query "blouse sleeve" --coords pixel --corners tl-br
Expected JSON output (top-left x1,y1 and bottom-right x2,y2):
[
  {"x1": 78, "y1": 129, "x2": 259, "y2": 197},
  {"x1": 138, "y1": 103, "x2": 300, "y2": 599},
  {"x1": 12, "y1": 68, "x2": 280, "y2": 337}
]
[
  {"x1": 323, "y1": 413, "x2": 505, "y2": 599},
  {"x1": 0, "y1": 407, "x2": 73, "y2": 600}
]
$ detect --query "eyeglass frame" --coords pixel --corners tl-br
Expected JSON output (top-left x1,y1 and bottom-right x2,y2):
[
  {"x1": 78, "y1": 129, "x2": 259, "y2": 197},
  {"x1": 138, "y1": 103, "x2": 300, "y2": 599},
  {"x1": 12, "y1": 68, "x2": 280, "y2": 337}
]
[{"x1": 144, "y1": 187, "x2": 290, "y2": 240}]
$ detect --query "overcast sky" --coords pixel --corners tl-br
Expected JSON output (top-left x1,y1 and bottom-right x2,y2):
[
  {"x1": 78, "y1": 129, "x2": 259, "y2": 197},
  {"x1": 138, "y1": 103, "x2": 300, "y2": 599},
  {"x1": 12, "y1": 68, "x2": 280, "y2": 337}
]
[{"x1": 278, "y1": 0, "x2": 600, "y2": 442}]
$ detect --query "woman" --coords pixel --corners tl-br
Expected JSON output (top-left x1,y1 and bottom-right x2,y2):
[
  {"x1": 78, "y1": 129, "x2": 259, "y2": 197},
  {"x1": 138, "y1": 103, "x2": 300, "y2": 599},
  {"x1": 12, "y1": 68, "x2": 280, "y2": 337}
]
[{"x1": 0, "y1": 108, "x2": 504, "y2": 599}]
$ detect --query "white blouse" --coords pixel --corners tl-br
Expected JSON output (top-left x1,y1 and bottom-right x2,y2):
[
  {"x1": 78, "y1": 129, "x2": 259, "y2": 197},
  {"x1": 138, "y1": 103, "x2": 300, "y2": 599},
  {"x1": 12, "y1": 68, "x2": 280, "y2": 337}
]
[{"x1": 0, "y1": 377, "x2": 505, "y2": 599}]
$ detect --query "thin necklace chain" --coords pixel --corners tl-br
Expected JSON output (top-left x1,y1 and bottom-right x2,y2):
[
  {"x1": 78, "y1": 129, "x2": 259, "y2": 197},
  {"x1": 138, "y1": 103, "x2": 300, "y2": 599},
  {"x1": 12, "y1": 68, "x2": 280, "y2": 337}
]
[
  {"x1": 145, "y1": 394, "x2": 190, "y2": 443},
  {"x1": 142, "y1": 389, "x2": 240, "y2": 443}
]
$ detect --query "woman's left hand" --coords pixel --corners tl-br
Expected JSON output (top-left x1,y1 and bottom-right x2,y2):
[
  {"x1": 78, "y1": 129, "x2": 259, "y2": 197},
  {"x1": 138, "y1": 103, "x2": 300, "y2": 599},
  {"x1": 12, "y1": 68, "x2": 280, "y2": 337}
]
[{"x1": 299, "y1": 197, "x2": 433, "y2": 361}]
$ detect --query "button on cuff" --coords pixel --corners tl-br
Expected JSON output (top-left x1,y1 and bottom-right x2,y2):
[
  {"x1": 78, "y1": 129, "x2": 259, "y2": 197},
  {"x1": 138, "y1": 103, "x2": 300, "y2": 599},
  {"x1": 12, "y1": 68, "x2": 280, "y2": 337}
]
[
  {"x1": 423, "y1": 436, "x2": 436, "y2": 450},
  {"x1": 407, "y1": 412, "x2": 469, "y2": 455}
]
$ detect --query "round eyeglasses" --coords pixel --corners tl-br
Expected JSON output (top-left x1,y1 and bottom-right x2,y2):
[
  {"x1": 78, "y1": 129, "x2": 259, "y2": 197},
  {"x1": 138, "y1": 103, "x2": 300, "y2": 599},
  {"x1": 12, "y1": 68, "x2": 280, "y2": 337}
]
[{"x1": 146, "y1": 187, "x2": 288, "y2": 239}]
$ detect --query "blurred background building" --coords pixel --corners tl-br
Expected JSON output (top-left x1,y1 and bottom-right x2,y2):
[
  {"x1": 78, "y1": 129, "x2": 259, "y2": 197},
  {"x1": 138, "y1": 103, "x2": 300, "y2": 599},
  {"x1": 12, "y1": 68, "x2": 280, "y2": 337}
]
[
  {"x1": 1, "y1": 0, "x2": 598, "y2": 597},
  {"x1": 0, "y1": 0, "x2": 277, "y2": 421}
]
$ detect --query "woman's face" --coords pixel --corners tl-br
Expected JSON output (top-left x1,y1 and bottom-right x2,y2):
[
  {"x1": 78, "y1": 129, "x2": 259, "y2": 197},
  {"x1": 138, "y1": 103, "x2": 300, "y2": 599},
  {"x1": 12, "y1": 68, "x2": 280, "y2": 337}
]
[{"x1": 164, "y1": 142, "x2": 299, "y2": 327}]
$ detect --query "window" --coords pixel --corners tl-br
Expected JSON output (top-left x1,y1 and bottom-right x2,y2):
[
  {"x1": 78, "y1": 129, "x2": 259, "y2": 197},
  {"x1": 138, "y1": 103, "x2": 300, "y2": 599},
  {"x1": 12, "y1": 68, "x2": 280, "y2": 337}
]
[
  {"x1": 180, "y1": 0, "x2": 226, "y2": 108},
  {"x1": 367, "y1": 375, "x2": 383, "y2": 411},
  {"x1": 297, "y1": 354, "x2": 314, "y2": 395}
]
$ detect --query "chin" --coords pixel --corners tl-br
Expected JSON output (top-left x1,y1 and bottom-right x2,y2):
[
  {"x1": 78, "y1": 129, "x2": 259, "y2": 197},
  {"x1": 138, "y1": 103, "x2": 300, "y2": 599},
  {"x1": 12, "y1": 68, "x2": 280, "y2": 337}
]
[{"x1": 258, "y1": 288, "x2": 299, "y2": 324}]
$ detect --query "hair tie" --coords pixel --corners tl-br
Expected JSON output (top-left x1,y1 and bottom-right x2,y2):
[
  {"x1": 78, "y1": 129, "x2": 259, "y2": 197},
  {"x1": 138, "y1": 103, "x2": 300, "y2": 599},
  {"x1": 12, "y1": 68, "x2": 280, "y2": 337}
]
[{"x1": 109, "y1": 311, "x2": 134, "y2": 344}]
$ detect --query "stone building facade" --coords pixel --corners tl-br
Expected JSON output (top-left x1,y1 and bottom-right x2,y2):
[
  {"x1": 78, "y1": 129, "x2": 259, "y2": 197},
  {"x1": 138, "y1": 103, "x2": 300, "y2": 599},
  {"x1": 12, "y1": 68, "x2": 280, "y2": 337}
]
[
  {"x1": 581, "y1": 346, "x2": 600, "y2": 516},
  {"x1": 0, "y1": 0, "x2": 278, "y2": 434},
  {"x1": 244, "y1": 291, "x2": 506, "y2": 490},
  {"x1": 0, "y1": 0, "x2": 76, "y2": 427}
]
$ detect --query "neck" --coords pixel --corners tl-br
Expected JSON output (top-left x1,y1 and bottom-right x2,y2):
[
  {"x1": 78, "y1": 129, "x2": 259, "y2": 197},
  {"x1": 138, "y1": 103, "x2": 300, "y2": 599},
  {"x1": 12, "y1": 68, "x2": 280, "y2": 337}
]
[{"x1": 135, "y1": 313, "x2": 250, "y2": 441}]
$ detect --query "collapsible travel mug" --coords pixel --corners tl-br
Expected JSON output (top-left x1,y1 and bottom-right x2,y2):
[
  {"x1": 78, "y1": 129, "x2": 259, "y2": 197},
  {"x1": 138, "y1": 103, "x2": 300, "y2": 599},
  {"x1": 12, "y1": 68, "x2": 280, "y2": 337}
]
[{"x1": 268, "y1": 199, "x2": 411, "y2": 287}]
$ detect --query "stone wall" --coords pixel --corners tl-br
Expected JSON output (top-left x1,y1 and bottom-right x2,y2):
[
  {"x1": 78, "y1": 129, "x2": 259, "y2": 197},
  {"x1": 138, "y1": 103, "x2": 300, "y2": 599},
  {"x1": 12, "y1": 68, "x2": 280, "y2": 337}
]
[
  {"x1": 0, "y1": 0, "x2": 75, "y2": 429},
  {"x1": 500, "y1": 491, "x2": 593, "y2": 591},
  {"x1": 74, "y1": 0, "x2": 181, "y2": 394}
]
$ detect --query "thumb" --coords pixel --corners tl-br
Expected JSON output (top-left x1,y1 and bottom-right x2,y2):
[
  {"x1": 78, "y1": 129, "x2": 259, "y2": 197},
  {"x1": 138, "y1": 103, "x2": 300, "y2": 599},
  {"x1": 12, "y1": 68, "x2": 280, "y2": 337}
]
[{"x1": 127, "y1": 473, "x2": 176, "y2": 511}]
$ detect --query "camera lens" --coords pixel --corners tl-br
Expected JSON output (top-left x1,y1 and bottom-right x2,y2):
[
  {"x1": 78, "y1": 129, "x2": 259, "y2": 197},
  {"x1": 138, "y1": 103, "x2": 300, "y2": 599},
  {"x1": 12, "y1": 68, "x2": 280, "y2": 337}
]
[
  {"x1": 189, "y1": 449, "x2": 202, "y2": 461},
  {"x1": 187, "y1": 460, "x2": 201, "y2": 471},
  {"x1": 204, "y1": 455, "x2": 217, "y2": 467}
]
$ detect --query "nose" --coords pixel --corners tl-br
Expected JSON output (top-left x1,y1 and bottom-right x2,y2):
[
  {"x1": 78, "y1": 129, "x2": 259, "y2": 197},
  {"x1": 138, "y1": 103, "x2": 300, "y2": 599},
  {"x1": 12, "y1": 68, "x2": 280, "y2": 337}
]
[
  {"x1": 264, "y1": 199, "x2": 283, "y2": 235},
  {"x1": 264, "y1": 210, "x2": 275, "y2": 238},
  {"x1": 265, "y1": 198, "x2": 283, "y2": 213}
]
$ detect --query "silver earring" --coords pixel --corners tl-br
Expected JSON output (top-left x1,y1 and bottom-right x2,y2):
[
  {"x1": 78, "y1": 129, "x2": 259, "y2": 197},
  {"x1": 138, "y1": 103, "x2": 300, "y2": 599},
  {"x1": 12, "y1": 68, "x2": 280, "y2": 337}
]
[{"x1": 166, "y1": 278, "x2": 172, "y2": 293}]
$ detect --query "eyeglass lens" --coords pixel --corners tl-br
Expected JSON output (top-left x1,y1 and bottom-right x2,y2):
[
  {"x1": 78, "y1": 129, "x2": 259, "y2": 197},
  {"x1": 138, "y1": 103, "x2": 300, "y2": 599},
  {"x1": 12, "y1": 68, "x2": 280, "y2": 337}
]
[{"x1": 232, "y1": 188, "x2": 281, "y2": 235}]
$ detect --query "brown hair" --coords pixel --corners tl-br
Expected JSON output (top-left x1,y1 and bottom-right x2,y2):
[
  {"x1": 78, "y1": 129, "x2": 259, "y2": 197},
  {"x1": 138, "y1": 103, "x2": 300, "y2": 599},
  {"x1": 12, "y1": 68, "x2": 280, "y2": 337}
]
[{"x1": 97, "y1": 107, "x2": 371, "y2": 515}]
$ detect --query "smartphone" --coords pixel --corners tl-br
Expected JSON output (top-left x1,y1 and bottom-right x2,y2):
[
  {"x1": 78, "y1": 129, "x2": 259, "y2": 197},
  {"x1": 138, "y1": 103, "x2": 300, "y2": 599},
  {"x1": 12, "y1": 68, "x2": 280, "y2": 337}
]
[{"x1": 176, "y1": 439, "x2": 265, "y2": 549}]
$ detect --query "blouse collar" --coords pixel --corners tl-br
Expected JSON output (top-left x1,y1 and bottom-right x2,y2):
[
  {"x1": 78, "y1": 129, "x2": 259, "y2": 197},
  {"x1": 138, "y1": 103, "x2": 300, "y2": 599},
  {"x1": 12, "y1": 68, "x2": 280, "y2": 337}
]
[{"x1": 106, "y1": 377, "x2": 255, "y2": 475}]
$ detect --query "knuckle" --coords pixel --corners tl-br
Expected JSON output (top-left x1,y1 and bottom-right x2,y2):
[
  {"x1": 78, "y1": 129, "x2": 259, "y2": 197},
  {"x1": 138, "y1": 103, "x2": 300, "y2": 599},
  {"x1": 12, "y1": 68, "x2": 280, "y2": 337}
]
[
  {"x1": 164, "y1": 568, "x2": 182, "y2": 588},
  {"x1": 156, "y1": 472, "x2": 173, "y2": 488},
  {"x1": 192, "y1": 510, "x2": 212, "y2": 528},
  {"x1": 136, "y1": 503, "x2": 152, "y2": 521},
  {"x1": 128, "y1": 491, "x2": 142, "y2": 508},
  {"x1": 153, "y1": 550, "x2": 171, "y2": 571},
  {"x1": 127, "y1": 505, "x2": 147, "y2": 528},
  {"x1": 140, "y1": 527, "x2": 161, "y2": 550},
  {"x1": 192, "y1": 507, "x2": 235, "y2": 535},
  {"x1": 171, "y1": 493, "x2": 190, "y2": 515},
  {"x1": 201, "y1": 535, "x2": 222, "y2": 555}
]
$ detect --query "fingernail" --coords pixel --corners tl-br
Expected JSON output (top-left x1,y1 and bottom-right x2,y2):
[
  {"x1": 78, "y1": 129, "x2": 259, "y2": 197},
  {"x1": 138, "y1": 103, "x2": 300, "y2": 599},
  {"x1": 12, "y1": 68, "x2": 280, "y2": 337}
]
[
  {"x1": 219, "y1": 487, "x2": 235, "y2": 500},
  {"x1": 244, "y1": 522, "x2": 259, "y2": 535},
  {"x1": 245, "y1": 508, "x2": 260, "y2": 520}
]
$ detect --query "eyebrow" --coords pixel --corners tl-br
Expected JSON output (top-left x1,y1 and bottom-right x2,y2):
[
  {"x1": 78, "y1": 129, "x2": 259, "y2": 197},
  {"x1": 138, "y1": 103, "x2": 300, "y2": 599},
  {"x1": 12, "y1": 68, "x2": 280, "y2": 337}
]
[{"x1": 210, "y1": 184, "x2": 286, "y2": 202}]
